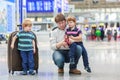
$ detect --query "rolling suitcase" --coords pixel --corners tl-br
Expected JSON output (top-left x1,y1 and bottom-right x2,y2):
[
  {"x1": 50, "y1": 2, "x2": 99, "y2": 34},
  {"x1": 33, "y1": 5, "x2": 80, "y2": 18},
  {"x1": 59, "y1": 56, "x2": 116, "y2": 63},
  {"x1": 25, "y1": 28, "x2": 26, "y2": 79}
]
[{"x1": 8, "y1": 31, "x2": 39, "y2": 74}]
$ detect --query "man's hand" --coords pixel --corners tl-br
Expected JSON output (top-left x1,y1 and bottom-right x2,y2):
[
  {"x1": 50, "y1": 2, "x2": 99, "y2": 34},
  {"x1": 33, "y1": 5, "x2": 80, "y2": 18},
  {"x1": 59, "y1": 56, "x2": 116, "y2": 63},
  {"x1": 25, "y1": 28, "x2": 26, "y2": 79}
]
[
  {"x1": 56, "y1": 40, "x2": 68, "y2": 49},
  {"x1": 62, "y1": 41, "x2": 69, "y2": 48}
]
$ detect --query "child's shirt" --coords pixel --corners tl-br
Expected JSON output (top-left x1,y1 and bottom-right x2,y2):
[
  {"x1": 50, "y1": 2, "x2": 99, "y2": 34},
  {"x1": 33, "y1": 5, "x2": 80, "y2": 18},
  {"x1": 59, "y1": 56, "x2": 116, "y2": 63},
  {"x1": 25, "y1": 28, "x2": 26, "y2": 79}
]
[
  {"x1": 65, "y1": 26, "x2": 83, "y2": 44},
  {"x1": 16, "y1": 31, "x2": 35, "y2": 51}
]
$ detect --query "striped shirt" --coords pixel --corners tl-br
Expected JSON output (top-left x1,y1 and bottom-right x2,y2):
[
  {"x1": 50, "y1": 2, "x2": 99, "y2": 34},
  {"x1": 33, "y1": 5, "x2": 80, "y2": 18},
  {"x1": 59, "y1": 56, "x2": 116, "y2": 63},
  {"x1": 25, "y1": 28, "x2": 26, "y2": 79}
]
[
  {"x1": 65, "y1": 27, "x2": 82, "y2": 37},
  {"x1": 16, "y1": 31, "x2": 35, "y2": 51},
  {"x1": 65, "y1": 26, "x2": 83, "y2": 44}
]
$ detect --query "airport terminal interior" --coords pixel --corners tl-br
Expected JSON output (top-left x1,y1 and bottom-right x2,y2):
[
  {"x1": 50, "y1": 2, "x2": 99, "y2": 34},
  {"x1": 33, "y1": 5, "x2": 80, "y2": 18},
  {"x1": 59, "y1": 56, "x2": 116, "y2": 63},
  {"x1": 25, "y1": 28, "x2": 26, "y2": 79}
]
[{"x1": 1, "y1": 0, "x2": 120, "y2": 80}]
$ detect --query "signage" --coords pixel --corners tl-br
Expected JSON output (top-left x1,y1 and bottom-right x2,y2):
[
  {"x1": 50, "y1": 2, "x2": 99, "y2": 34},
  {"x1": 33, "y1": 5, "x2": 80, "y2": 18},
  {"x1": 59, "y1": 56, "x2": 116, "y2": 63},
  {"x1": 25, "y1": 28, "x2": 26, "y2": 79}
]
[{"x1": 26, "y1": 0, "x2": 54, "y2": 12}]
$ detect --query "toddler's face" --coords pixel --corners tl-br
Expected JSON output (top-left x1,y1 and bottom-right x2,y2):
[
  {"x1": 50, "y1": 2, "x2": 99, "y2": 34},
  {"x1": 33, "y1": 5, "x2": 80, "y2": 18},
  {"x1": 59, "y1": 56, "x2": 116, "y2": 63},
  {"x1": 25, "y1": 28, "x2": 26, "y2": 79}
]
[
  {"x1": 24, "y1": 26, "x2": 32, "y2": 32},
  {"x1": 68, "y1": 21, "x2": 75, "y2": 28}
]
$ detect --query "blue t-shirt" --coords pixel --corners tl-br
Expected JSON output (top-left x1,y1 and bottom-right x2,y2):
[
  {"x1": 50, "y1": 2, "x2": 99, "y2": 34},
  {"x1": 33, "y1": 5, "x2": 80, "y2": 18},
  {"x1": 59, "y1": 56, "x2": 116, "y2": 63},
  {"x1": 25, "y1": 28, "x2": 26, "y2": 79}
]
[{"x1": 16, "y1": 31, "x2": 35, "y2": 51}]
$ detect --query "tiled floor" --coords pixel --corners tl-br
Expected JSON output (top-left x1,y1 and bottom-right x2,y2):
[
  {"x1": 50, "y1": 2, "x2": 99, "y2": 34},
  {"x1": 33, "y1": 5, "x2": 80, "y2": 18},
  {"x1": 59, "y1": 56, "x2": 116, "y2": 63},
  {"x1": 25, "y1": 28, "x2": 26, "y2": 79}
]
[{"x1": 0, "y1": 32, "x2": 120, "y2": 80}]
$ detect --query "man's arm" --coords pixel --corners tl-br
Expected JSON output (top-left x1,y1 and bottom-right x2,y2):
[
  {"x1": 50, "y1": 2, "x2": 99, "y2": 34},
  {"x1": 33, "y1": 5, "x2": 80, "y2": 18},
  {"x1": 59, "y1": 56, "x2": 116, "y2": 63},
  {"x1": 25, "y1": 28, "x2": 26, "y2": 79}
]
[
  {"x1": 50, "y1": 30, "x2": 67, "y2": 50},
  {"x1": 56, "y1": 40, "x2": 66, "y2": 49}
]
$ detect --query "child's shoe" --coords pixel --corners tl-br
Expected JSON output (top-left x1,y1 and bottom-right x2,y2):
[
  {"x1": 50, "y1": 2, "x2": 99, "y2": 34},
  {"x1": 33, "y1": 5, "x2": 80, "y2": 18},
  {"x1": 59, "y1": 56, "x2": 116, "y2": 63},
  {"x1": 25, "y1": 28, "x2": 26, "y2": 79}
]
[
  {"x1": 85, "y1": 66, "x2": 91, "y2": 73},
  {"x1": 20, "y1": 71, "x2": 27, "y2": 75},
  {"x1": 29, "y1": 71, "x2": 35, "y2": 75},
  {"x1": 70, "y1": 58, "x2": 75, "y2": 64}
]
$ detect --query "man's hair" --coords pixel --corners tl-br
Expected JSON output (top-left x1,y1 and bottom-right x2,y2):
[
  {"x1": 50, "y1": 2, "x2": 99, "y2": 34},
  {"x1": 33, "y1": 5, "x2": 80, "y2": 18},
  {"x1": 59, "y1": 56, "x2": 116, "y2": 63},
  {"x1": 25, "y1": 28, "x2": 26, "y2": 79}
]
[
  {"x1": 55, "y1": 13, "x2": 66, "y2": 23},
  {"x1": 22, "y1": 19, "x2": 32, "y2": 28},
  {"x1": 67, "y1": 16, "x2": 76, "y2": 23}
]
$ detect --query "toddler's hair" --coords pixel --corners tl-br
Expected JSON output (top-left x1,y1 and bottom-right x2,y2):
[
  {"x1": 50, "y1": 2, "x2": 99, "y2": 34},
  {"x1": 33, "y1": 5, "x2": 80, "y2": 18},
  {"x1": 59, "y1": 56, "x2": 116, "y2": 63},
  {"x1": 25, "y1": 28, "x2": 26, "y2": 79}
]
[
  {"x1": 67, "y1": 16, "x2": 76, "y2": 23},
  {"x1": 22, "y1": 19, "x2": 32, "y2": 28}
]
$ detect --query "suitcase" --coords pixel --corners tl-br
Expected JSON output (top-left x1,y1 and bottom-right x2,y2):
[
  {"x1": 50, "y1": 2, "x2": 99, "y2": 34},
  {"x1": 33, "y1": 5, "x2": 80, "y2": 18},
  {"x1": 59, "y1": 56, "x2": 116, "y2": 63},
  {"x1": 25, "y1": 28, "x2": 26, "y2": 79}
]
[{"x1": 8, "y1": 31, "x2": 39, "y2": 74}]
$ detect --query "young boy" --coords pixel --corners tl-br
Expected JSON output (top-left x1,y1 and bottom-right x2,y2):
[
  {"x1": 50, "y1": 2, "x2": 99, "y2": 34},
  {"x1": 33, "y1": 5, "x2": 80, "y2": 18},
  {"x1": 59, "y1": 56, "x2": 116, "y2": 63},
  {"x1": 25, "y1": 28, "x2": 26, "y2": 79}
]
[
  {"x1": 65, "y1": 16, "x2": 91, "y2": 73},
  {"x1": 11, "y1": 19, "x2": 36, "y2": 75}
]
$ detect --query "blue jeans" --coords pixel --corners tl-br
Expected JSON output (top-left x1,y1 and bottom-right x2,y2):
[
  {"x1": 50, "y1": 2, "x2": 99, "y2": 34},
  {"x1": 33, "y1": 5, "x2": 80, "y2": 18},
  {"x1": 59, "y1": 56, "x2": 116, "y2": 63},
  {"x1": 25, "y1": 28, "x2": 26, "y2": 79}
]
[
  {"x1": 80, "y1": 43, "x2": 89, "y2": 68},
  {"x1": 69, "y1": 43, "x2": 77, "y2": 59},
  {"x1": 52, "y1": 45, "x2": 82, "y2": 70},
  {"x1": 69, "y1": 42, "x2": 90, "y2": 68},
  {"x1": 20, "y1": 50, "x2": 34, "y2": 72}
]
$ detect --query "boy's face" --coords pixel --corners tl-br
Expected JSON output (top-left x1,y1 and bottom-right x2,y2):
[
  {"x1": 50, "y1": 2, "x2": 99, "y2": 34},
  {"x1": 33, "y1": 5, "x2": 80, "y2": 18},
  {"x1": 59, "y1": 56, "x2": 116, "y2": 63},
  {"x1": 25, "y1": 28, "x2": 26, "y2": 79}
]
[
  {"x1": 68, "y1": 21, "x2": 75, "y2": 28},
  {"x1": 24, "y1": 26, "x2": 32, "y2": 32}
]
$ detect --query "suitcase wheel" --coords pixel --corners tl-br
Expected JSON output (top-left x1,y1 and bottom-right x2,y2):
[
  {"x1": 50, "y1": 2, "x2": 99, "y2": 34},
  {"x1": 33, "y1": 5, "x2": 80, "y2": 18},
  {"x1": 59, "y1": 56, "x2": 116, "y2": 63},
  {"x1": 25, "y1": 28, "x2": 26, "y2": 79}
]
[
  {"x1": 12, "y1": 71, "x2": 14, "y2": 75},
  {"x1": 36, "y1": 70, "x2": 38, "y2": 74},
  {"x1": 9, "y1": 70, "x2": 11, "y2": 73}
]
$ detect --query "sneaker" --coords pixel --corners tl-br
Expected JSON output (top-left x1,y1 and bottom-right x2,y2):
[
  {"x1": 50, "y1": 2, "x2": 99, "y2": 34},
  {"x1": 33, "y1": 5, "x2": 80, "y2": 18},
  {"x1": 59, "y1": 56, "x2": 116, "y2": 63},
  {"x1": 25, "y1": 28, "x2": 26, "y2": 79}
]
[
  {"x1": 85, "y1": 67, "x2": 91, "y2": 73},
  {"x1": 70, "y1": 58, "x2": 75, "y2": 64},
  {"x1": 58, "y1": 68, "x2": 64, "y2": 73},
  {"x1": 29, "y1": 71, "x2": 35, "y2": 75},
  {"x1": 69, "y1": 69, "x2": 81, "y2": 74},
  {"x1": 20, "y1": 71, "x2": 27, "y2": 75}
]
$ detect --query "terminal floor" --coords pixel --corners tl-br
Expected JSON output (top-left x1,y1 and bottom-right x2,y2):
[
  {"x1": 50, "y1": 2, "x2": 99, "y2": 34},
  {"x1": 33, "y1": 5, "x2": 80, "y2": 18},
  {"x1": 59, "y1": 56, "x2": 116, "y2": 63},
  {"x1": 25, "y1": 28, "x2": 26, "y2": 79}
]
[{"x1": 0, "y1": 39, "x2": 120, "y2": 80}]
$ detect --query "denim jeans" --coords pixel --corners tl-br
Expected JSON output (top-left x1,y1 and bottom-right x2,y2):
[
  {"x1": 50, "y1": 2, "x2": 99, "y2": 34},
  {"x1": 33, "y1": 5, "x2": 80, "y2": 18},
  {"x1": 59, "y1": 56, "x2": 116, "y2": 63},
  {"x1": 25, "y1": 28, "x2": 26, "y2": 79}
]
[
  {"x1": 20, "y1": 50, "x2": 34, "y2": 72},
  {"x1": 80, "y1": 43, "x2": 89, "y2": 68},
  {"x1": 52, "y1": 45, "x2": 82, "y2": 70},
  {"x1": 69, "y1": 43, "x2": 77, "y2": 58}
]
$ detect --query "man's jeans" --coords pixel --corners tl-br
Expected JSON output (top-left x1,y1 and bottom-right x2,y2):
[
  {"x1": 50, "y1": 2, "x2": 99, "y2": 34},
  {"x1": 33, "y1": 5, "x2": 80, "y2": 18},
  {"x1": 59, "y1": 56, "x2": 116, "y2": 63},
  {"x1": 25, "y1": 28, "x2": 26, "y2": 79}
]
[
  {"x1": 20, "y1": 50, "x2": 34, "y2": 72},
  {"x1": 52, "y1": 45, "x2": 82, "y2": 70}
]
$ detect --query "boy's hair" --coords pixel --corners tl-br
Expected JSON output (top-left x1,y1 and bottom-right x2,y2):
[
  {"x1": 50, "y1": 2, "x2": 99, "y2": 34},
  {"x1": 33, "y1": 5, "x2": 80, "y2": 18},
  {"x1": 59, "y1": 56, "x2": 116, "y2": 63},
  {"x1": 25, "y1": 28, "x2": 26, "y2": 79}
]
[
  {"x1": 55, "y1": 13, "x2": 66, "y2": 23},
  {"x1": 22, "y1": 19, "x2": 32, "y2": 28},
  {"x1": 67, "y1": 16, "x2": 76, "y2": 23}
]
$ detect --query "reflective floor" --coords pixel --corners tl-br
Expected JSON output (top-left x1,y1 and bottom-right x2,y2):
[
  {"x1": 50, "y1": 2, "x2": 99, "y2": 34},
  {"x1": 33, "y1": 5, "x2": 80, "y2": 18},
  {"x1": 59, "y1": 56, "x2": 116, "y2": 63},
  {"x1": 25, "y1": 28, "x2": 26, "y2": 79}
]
[{"x1": 0, "y1": 32, "x2": 120, "y2": 80}]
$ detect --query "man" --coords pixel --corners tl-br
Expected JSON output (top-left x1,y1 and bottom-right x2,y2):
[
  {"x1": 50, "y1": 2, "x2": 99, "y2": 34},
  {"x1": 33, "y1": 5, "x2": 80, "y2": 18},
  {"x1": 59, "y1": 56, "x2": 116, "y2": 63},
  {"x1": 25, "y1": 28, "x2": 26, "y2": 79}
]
[{"x1": 50, "y1": 13, "x2": 82, "y2": 74}]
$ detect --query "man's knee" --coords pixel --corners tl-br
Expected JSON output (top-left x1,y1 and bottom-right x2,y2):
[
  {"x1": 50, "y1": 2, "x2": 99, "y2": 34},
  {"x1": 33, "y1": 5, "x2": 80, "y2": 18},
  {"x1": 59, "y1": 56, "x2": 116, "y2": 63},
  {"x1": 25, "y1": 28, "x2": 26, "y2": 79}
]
[
  {"x1": 53, "y1": 56, "x2": 64, "y2": 68},
  {"x1": 76, "y1": 45, "x2": 82, "y2": 56},
  {"x1": 52, "y1": 51, "x2": 64, "y2": 67}
]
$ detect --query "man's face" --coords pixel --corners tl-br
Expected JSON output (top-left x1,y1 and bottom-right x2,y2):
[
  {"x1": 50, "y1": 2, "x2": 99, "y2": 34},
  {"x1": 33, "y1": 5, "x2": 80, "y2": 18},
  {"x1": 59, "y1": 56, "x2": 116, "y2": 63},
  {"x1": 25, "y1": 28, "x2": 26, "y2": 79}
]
[{"x1": 57, "y1": 20, "x2": 66, "y2": 30}]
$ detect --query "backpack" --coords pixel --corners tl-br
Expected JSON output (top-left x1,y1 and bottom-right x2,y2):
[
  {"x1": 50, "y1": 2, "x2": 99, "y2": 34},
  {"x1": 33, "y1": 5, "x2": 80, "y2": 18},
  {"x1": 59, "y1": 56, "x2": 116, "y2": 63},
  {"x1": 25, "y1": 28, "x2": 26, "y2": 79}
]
[
  {"x1": 107, "y1": 30, "x2": 112, "y2": 35},
  {"x1": 52, "y1": 27, "x2": 58, "y2": 31},
  {"x1": 114, "y1": 30, "x2": 117, "y2": 35}
]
